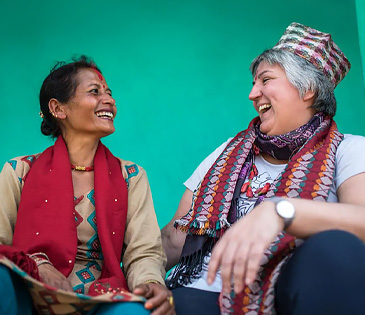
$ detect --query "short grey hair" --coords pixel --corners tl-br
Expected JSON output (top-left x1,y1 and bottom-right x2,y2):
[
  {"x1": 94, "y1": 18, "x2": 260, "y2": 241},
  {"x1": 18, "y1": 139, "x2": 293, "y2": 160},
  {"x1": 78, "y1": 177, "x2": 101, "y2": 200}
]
[{"x1": 249, "y1": 49, "x2": 336, "y2": 117}]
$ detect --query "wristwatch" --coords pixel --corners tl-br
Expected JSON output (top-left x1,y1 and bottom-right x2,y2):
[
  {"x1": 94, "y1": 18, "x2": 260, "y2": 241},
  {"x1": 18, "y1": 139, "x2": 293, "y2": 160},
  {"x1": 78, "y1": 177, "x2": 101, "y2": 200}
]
[{"x1": 270, "y1": 197, "x2": 296, "y2": 230}]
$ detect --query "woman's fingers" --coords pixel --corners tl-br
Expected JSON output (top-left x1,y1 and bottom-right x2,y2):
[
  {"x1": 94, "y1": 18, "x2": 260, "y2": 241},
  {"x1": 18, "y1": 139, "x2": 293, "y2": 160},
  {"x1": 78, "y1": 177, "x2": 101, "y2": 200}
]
[
  {"x1": 144, "y1": 284, "x2": 168, "y2": 309},
  {"x1": 232, "y1": 243, "x2": 251, "y2": 294},
  {"x1": 208, "y1": 203, "x2": 283, "y2": 295},
  {"x1": 149, "y1": 295, "x2": 173, "y2": 315},
  {"x1": 134, "y1": 283, "x2": 153, "y2": 298},
  {"x1": 221, "y1": 240, "x2": 247, "y2": 293},
  {"x1": 134, "y1": 283, "x2": 175, "y2": 314},
  {"x1": 244, "y1": 243, "x2": 266, "y2": 286},
  {"x1": 38, "y1": 264, "x2": 74, "y2": 291}
]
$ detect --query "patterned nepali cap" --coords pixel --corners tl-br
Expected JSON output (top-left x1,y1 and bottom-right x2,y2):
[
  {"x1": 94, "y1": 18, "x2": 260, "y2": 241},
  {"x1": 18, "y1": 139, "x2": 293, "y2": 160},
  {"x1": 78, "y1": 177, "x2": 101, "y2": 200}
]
[{"x1": 273, "y1": 22, "x2": 351, "y2": 87}]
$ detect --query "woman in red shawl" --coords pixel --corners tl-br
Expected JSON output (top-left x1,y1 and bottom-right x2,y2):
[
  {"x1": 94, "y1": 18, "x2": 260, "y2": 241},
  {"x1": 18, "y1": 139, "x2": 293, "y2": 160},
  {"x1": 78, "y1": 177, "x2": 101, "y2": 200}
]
[{"x1": 0, "y1": 56, "x2": 174, "y2": 315}]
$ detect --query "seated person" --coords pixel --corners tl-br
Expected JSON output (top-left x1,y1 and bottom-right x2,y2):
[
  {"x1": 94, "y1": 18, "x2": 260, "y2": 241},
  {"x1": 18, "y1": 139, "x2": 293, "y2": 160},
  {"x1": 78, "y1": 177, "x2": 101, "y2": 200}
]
[
  {"x1": 162, "y1": 23, "x2": 365, "y2": 315},
  {"x1": 0, "y1": 56, "x2": 175, "y2": 315}
]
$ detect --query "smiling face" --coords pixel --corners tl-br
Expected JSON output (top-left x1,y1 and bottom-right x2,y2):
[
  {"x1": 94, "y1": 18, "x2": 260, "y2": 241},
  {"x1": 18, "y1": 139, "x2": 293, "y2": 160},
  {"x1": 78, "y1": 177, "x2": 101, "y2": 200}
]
[
  {"x1": 57, "y1": 68, "x2": 117, "y2": 140},
  {"x1": 248, "y1": 62, "x2": 316, "y2": 136}
]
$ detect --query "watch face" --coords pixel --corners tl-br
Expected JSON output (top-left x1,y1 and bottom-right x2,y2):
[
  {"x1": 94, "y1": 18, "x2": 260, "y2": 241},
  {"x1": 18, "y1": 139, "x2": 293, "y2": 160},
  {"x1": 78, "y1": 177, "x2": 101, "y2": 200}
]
[{"x1": 277, "y1": 200, "x2": 295, "y2": 219}]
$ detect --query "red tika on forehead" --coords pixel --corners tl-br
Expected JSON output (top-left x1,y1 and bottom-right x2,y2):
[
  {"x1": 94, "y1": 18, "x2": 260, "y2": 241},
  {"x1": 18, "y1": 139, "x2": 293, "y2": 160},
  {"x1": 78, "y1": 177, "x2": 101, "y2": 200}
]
[{"x1": 91, "y1": 67, "x2": 104, "y2": 81}]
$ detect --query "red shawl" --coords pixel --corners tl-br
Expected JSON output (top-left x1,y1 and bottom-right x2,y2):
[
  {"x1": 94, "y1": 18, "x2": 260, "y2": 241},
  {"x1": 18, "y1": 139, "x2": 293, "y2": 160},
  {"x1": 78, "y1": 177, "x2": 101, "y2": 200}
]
[{"x1": 1, "y1": 136, "x2": 129, "y2": 294}]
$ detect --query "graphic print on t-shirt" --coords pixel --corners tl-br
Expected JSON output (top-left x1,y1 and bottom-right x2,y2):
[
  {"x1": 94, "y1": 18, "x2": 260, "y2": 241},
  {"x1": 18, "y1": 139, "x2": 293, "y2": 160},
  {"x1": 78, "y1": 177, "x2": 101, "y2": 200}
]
[{"x1": 237, "y1": 172, "x2": 273, "y2": 218}]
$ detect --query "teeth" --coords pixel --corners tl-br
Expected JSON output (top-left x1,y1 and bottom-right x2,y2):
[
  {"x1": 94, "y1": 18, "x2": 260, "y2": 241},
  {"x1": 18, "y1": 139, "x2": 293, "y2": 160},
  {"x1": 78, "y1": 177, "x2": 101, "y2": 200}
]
[
  {"x1": 258, "y1": 104, "x2": 272, "y2": 112},
  {"x1": 96, "y1": 111, "x2": 114, "y2": 119}
]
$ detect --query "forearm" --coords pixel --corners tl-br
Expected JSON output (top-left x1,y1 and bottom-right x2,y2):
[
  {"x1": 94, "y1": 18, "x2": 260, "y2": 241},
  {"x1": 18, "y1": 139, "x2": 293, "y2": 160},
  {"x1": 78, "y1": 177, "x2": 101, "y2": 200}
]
[
  {"x1": 273, "y1": 198, "x2": 365, "y2": 240},
  {"x1": 123, "y1": 167, "x2": 166, "y2": 289},
  {"x1": 161, "y1": 188, "x2": 193, "y2": 271},
  {"x1": 161, "y1": 224, "x2": 186, "y2": 271},
  {"x1": 276, "y1": 173, "x2": 365, "y2": 240},
  {"x1": 126, "y1": 255, "x2": 166, "y2": 288},
  {"x1": 124, "y1": 231, "x2": 166, "y2": 289}
]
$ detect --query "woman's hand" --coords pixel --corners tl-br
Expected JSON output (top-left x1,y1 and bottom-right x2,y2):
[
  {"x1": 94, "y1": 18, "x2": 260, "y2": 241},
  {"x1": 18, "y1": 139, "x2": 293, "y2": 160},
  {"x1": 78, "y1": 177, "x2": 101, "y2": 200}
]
[
  {"x1": 38, "y1": 263, "x2": 74, "y2": 292},
  {"x1": 134, "y1": 282, "x2": 175, "y2": 315},
  {"x1": 207, "y1": 201, "x2": 284, "y2": 294}
]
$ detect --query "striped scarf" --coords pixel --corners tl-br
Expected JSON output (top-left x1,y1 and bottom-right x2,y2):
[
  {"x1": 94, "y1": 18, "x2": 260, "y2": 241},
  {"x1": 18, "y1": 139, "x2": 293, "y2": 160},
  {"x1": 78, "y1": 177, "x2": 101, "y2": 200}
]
[{"x1": 171, "y1": 114, "x2": 343, "y2": 314}]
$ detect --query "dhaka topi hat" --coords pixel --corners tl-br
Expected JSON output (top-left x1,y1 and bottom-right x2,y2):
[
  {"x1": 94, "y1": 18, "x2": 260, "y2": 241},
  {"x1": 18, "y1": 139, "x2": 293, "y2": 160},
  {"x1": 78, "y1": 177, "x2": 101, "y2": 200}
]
[{"x1": 273, "y1": 22, "x2": 351, "y2": 87}]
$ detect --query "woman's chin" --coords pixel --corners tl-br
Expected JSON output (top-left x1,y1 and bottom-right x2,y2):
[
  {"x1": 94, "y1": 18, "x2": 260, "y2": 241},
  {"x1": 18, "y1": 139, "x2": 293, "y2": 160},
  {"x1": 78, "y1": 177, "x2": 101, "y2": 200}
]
[
  {"x1": 259, "y1": 122, "x2": 284, "y2": 136},
  {"x1": 97, "y1": 128, "x2": 115, "y2": 139},
  {"x1": 259, "y1": 123, "x2": 271, "y2": 135}
]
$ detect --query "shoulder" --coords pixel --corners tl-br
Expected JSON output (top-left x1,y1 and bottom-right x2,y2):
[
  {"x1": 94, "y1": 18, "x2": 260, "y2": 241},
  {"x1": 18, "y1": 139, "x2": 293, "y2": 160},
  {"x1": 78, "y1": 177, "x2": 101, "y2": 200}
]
[
  {"x1": 334, "y1": 134, "x2": 365, "y2": 187},
  {"x1": 117, "y1": 158, "x2": 146, "y2": 189},
  {"x1": 184, "y1": 137, "x2": 233, "y2": 191},
  {"x1": 196, "y1": 137, "x2": 233, "y2": 170},
  {"x1": 336, "y1": 134, "x2": 365, "y2": 160},
  {"x1": 3, "y1": 154, "x2": 41, "y2": 184},
  {"x1": 339, "y1": 134, "x2": 365, "y2": 148}
]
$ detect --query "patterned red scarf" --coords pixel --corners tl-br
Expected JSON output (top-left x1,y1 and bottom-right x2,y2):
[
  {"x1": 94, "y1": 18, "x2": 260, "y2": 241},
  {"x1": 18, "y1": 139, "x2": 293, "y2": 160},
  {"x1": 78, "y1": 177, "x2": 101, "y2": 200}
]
[
  {"x1": 171, "y1": 115, "x2": 343, "y2": 313},
  {"x1": 4, "y1": 136, "x2": 129, "y2": 294}
]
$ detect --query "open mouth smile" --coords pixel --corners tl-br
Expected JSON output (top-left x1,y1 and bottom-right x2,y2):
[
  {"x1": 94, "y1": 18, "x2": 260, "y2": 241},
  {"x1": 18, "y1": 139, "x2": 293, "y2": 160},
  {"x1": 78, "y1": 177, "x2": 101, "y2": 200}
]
[
  {"x1": 258, "y1": 104, "x2": 272, "y2": 113},
  {"x1": 95, "y1": 111, "x2": 114, "y2": 121}
]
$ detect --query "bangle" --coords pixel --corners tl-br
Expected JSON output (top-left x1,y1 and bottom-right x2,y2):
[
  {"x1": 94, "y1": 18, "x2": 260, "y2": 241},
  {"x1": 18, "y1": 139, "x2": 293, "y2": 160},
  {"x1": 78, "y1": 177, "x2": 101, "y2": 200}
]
[
  {"x1": 32, "y1": 257, "x2": 54, "y2": 267},
  {"x1": 28, "y1": 252, "x2": 50, "y2": 261},
  {"x1": 28, "y1": 252, "x2": 53, "y2": 267},
  {"x1": 143, "y1": 280, "x2": 161, "y2": 285},
  {"x1": 36, "y1": 259, "x2": 54, "y2": 267}
]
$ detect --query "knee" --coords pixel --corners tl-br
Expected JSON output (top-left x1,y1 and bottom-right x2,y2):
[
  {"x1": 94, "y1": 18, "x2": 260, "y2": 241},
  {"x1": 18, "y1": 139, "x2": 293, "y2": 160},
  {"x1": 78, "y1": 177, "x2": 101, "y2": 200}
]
[
  {"x1": 306, "y1": 229, "x2": 362, "y2": 247},
  {"x1": 0, "y1": 264, "x2": 14, "y2": 290},
  {"x1": 96, "y1": 302, "x2": 150, "y2": 315},
  {"x1": 172, "y1": 287, "x2": 220, "y2": 315},
  {"x1": 279, "y1": 229, "x2": 365, "y2": 285},
  {"x1": 298, "y1": 230, "x2": 365, "y2": 265},
  {"x1": 276, "y1": 230, "x2": 365, "y2": 315},
  {"x1": 0, "y1": 264, "x2": 33, "y2": 315}
]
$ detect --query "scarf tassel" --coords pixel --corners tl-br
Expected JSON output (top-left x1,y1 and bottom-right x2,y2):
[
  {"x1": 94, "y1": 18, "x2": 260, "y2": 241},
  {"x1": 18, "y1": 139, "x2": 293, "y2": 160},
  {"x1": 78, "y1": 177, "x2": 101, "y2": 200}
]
[
  {"x1": 177, "y1": 217, "x2": 230, "y2": 237},
  {"x1": 167, "y1": 237, "x2": 216, "y2": 289}
]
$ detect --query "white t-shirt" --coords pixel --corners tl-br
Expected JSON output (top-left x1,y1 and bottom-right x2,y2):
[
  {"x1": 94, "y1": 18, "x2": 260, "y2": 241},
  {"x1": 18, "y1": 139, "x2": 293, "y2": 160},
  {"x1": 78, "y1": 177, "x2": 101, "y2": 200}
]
[{"x1": 178, "y1": 134, "x2": 365, "y2": 292}]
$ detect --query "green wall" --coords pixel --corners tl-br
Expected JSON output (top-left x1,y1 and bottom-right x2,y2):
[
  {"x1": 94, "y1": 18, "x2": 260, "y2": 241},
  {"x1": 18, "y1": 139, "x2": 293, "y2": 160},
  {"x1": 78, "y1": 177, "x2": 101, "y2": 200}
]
[
  {"x1": 1, "y1": 0, "x2": 364, "y2": 227},
  {"x1": 356, "y1": 0, "x2": 365, "y2": 85}
]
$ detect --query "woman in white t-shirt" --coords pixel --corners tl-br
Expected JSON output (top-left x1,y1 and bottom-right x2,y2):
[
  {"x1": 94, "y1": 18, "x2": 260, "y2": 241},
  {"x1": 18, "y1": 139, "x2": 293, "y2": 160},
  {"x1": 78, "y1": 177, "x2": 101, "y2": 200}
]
[{"x1": 162, "y1": 23, "x2": 365, "y2": 315}]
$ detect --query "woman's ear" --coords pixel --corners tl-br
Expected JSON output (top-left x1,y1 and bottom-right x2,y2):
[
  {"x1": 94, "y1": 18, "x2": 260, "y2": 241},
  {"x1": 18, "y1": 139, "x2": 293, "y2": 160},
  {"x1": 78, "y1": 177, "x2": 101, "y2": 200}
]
[
  {"x1": 48, "y1": 98, "x2": 66, "y2": 119},
  {"x1": 303, "y1": 89, "x2": 315, "y2": 102}
]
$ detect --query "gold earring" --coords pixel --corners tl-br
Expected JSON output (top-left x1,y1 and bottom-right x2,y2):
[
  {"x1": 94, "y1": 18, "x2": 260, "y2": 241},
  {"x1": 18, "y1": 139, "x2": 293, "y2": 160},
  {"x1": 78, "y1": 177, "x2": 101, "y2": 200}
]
[
  {"x1": 39, "y1": 111, "x2": 44, "y2": 119},
  {"x1": 50, "y1": 110, "x2": 58, "y2": 118}
]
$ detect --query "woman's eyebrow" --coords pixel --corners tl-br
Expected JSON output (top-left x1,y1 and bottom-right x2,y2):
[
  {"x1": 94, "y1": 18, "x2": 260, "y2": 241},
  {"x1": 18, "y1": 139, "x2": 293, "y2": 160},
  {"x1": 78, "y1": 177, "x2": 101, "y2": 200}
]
[{"x1": 253, "y1": 70, "x2": 273, "y2": 85}]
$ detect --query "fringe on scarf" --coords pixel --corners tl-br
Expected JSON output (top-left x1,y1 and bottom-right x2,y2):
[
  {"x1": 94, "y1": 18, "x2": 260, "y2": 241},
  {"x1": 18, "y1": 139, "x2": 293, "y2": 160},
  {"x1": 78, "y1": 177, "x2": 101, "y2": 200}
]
[
  {"x1": 167, "y1": 236, "x2": 215, "y2": 289},
  {"x1": 174, "y1": 217, "x2": 231, "y2": 237}
]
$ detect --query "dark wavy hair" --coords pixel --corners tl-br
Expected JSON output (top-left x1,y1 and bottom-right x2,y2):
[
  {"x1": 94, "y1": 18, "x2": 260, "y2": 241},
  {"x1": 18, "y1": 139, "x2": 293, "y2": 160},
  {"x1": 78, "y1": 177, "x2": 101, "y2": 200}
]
[{"x1": 39, "y1": 55, "x2": 102, "y2": 138}]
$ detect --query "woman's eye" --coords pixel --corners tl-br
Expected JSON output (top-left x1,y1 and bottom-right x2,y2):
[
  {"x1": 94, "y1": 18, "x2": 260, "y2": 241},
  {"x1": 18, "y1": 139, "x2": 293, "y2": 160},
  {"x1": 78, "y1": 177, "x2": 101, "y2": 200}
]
[
  {"x1": 90, "y1": 88, "x2": 99, "y2": 95},
  {"x1": 262, "y1": 78, "x2": 270, "y2": 84}
]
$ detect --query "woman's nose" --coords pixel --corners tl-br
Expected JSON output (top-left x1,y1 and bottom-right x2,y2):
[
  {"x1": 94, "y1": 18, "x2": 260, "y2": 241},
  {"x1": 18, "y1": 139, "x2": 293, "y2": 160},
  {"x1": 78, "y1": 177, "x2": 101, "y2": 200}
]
[
  {"x1": 248, "y1": 83, "x2": 262, "y2": 101},
  {"x1": 102, "y1": 93, "x2": 116, "y2": 106}
]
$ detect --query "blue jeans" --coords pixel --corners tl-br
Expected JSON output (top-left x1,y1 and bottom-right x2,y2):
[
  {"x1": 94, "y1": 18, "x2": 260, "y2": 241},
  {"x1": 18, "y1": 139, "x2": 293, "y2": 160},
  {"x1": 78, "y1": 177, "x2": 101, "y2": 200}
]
[
  {"x1": 171, "y1": 287, "x2": 220, "y2": 315},
  {"x1": 171, "y1": 230, "x2": 365, "y2": 315},
  {"x1": 0, "y1": 264, "x2": 33, "y2": 315},
  {"x1": 86, "y1": 302, "x2": 150, "y2": 315},
  {"x1": 275, "y1": 230, "x2": 365, "y2": 315},
  {"x1": 0, "y1": 264, "x2": 149, "y2": 315}
]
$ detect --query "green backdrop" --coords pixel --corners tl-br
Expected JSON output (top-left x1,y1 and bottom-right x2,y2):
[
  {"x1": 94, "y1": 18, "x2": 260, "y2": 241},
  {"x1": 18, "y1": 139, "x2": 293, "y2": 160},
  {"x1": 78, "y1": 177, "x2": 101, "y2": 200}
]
[{"x1": 1, "y1": 0, "x2": 365, "y2": 227}]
